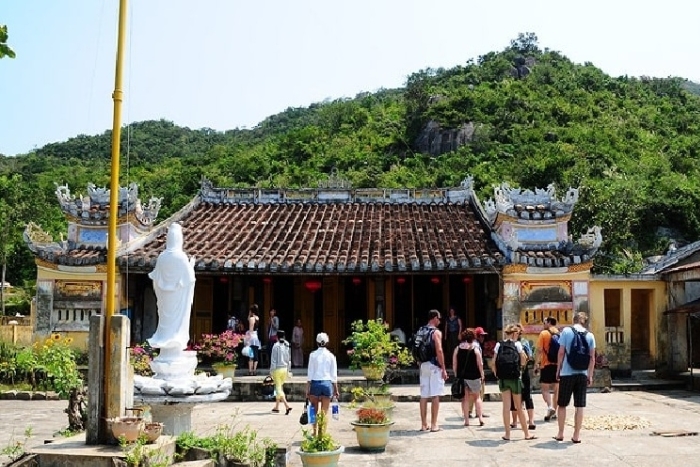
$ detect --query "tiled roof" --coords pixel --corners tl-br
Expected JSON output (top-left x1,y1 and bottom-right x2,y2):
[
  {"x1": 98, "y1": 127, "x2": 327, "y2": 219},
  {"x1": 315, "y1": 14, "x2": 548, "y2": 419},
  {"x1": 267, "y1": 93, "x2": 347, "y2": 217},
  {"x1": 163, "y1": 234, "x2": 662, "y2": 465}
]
[
  {"x1": 641, "y1": 240, "x2": 700, "y2": 274},
  {"x1": 34, "y1": 244, "x2": 106, "y2": 266},
  {"x1": 119, "y1": 198, "x2": 506, "y2": 273}
]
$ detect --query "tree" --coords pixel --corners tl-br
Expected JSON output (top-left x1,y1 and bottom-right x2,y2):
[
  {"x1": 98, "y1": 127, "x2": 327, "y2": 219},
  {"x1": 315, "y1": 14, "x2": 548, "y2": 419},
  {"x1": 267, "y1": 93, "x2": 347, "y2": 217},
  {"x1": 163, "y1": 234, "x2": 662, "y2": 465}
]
[
  {"x1": 0, "y1": 175, "x2": 30, "y2": 314},
  {"x1": 509, "y1": 32, "x2": 539, "y2": 55},
  {"x1": 0, "y1": 25, "x2": 15, "y2": 59}
]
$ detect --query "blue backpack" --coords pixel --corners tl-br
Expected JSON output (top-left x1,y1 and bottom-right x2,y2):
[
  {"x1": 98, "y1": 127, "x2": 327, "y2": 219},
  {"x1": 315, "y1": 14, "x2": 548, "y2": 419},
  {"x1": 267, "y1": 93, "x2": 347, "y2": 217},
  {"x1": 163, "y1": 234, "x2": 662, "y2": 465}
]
[
  {"x1": 546, "y1": 330, "x2": 560, "y2": 364},
  {"x1": 566, "y1": 329, "x2": 591, "y2": 370}
]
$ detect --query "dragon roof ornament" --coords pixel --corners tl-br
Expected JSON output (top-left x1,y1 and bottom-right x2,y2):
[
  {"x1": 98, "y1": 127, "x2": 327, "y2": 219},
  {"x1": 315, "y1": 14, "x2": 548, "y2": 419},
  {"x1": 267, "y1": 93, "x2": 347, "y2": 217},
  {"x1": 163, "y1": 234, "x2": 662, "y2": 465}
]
[
  {"x1": 54, "y1": 182, "x2": 161, "y2": 226},
  {"x1": 483, "y1": 182, "x2": 579, "y2": 224}
]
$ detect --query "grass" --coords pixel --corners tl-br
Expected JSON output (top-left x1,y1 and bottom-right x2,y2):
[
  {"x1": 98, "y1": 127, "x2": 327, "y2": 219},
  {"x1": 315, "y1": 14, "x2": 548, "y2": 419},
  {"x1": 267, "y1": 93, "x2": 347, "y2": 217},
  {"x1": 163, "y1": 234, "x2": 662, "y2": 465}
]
[{"x1": 0, "y1": 383, "x2": 34, "y2": 392}]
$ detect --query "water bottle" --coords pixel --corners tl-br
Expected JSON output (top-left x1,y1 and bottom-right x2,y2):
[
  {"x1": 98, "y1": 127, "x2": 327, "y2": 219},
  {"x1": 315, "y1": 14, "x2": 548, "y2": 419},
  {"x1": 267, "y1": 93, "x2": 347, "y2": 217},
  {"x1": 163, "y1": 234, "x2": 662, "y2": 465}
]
[
  {"x1": 331, "y1": 397, "x2": 339, "y2": 420},
  {"x1": 308, "y1": 404, "x2": 316, "y2": 425}
]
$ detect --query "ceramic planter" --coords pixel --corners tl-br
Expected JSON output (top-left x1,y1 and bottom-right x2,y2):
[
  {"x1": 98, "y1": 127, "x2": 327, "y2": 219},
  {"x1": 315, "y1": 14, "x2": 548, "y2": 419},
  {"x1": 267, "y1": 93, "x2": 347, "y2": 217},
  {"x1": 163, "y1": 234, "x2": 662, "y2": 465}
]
[
  {"x1": 212, "y1": 362, "x2": 237, "y2": 380},
  {"x1": 350, "y1": 421, "x2": 394, "y2": 452},
  {"x1": 367, "y1": 392, "x2": 392, "y2": 403},
  {"x1": 142, "y1": 422, "x2": 163, "y2": 443},
  {"x1": 360, "y1": 365, "x2": 385, "y2": 381},
  {"x1": 109, "y1": 417, "x2": 144, "y2": 443},
  {"x1": 297, "y1": 446, "x2": 344, "y2": 467}
]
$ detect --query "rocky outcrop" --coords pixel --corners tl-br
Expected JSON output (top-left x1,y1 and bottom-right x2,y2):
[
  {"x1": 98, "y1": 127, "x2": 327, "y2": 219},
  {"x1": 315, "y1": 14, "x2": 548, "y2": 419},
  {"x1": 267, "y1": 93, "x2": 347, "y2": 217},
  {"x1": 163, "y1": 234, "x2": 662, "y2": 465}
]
[
  {"x1": 414, "y1": 120, "x2": 475, "y2": 156},
  {"x1": 509, "y1": 55, "x2": 537, "y2": 79}
]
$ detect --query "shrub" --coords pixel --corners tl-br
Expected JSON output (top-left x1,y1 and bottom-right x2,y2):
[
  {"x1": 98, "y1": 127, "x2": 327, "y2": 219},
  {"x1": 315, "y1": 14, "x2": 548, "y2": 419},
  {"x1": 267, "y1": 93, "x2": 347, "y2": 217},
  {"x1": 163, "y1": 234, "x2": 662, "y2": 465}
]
[
  {"x1": 355, "y1": 407, "x2": 389, "y2": 424},
  {"x1": 129, "y1": 342, "x2": 159, "y2": 377},
  {"x1": 33, "y1": 334, "x2": 82, "y2": 398},
  {"x1": 191, "y1": 330, "x2": 242, "y2": 364},
  {"x1": 342, "y1": 319, "x2": 412, "y2": 370}
]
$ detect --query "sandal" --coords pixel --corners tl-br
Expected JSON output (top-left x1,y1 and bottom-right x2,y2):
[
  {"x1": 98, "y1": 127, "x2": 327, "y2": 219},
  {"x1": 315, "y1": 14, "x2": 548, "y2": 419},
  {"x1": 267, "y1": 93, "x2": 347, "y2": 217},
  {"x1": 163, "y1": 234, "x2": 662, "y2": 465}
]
[
  {"x1": 271, "y1": 408, "x2": 280, "y2": 413},
  {"x1": 528, "y1": 424, "x2": 536, "y2": 430},
  {"x1": 286, "y1": 407, "x2": 293, "y2": 415},
  {"x1": 525, "y1": 435, "x2": 537, "y2": 440}
]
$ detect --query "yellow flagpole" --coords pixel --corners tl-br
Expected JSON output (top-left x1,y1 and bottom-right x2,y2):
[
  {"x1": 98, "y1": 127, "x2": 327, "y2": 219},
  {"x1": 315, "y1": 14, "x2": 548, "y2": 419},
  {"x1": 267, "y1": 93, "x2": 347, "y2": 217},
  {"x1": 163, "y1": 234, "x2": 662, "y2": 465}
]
[{"x1": 105, "y1": 0, "x2": 128, "y2": 423}]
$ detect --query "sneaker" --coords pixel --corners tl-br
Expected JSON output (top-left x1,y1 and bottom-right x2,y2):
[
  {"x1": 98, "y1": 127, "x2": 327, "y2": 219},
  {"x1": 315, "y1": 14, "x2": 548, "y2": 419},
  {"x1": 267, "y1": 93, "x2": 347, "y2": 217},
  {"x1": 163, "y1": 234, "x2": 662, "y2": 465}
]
[{"x1": 545, "y1": 407, "x2": 555, "y2": 421}]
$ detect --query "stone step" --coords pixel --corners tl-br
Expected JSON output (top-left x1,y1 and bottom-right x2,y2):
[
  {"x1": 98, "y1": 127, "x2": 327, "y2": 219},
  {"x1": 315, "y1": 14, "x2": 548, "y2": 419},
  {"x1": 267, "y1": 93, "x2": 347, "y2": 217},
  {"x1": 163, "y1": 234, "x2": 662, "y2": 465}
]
[
  {"x1": 29, "y1": 433, "x2": 176, "y2": 467},
  {"x1": 171, "y1": 460, "x2": 215, "y2": 467}
]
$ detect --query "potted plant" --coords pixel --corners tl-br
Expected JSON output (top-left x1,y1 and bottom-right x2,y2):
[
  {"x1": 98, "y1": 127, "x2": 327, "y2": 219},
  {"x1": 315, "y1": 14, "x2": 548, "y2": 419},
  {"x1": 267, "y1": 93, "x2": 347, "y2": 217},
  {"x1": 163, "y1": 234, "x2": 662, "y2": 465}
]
[
  {"x1": 192, "y1": 330, "x2": 242, "y2": 379},
  {"x1": 342, "y1": 319, "x2": 412, "y2": 381},
  {"x1": 298, "y1": 411, "x2": 344, "y2": 467},
  {"x1": 350, "y1": 407, "x2": 394, "y2": 452}
]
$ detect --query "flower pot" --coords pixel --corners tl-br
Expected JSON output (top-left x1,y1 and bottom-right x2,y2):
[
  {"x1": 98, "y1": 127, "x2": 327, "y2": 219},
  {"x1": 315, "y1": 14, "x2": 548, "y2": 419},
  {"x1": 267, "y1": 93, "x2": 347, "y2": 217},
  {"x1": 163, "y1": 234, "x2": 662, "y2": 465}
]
[
  {"x1": 109, "y1": 417, "x2": 144, "y2": 443},
  {"x1": 297, "y1": 446, "x2": 344, "y2": 467},
  {"x1": 141, "y1": 422, "x2": 163, "y2": 443},
  {"x1": 350, "y1": 421, "x2": 394, "y2": 452},
  {"x1": 361, "y1": 365, "x2": 385, "y2": 381},
  {"x1": 212, "y1": 362, "x2": 237, "y2": 380},
  {"x1": 367, "y1": 393, "x2": 392, "y2": 403}
]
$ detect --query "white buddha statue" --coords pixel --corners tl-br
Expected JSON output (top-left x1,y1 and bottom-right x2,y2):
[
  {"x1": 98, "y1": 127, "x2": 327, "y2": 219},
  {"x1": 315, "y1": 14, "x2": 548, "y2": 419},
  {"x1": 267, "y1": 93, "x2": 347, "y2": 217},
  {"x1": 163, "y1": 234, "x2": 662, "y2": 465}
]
[{"x1": 147, "y1": 223, "x2": 197, "y2": 378}]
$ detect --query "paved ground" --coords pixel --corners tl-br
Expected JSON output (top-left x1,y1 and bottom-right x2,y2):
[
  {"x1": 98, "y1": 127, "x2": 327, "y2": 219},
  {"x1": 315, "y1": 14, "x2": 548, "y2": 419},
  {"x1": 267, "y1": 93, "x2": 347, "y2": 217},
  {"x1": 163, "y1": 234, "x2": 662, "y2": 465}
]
[{"x1": 2, "y1": 387, "x2": 700, "y2": 466}]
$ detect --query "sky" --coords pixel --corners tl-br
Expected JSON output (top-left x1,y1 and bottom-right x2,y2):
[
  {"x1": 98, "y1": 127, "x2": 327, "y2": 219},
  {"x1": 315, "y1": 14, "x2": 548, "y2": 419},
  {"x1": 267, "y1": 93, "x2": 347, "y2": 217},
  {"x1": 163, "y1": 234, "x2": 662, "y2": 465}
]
[{"x1": 1, "y1": 0, "x2": 699, "y2": 157}]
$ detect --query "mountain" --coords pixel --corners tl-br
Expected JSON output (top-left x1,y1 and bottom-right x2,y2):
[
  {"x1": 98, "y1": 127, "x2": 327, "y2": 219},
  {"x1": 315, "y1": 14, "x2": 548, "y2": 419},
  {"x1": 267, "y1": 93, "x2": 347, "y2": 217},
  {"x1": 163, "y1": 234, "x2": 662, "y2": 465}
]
[{"x1": 2, "y1": 32, "x2": 700, "y2": 285}]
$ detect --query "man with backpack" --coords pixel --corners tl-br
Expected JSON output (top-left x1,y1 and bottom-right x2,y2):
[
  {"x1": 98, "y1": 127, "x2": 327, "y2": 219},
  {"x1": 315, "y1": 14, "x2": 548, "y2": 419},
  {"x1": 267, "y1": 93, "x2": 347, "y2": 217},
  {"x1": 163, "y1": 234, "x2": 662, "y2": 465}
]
[
  {"x1": 534, "y1": 316, "x2": 560, "y2": 421},
  {"x1": 554, "y1": 311, "x2": 596, "y2": 444},
  {"x1": 414, "y1": 309, "x2": 448, "y2": 432}
]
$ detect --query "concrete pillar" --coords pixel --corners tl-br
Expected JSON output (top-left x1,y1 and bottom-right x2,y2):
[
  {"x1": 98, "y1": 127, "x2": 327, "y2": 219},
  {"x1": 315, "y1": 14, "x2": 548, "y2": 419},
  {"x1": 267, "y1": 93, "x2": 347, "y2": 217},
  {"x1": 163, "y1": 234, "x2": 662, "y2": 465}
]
[
  {"x1": 86, "y1": 315, "x2": 104, "y2": 445},
  {"x1": 86, "y1": 314, "x2": 132, "y2": 444},
  {"x1": 106, "y1": 315, "x2": 132, "y2": 430}
]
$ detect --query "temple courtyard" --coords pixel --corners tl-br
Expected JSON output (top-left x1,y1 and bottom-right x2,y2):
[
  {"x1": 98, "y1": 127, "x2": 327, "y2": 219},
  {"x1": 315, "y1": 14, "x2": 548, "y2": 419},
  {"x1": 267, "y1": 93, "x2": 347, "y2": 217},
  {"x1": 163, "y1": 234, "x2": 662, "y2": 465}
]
[{"x1": 1, "y1": 386, "x2": 699, "y2": 466}]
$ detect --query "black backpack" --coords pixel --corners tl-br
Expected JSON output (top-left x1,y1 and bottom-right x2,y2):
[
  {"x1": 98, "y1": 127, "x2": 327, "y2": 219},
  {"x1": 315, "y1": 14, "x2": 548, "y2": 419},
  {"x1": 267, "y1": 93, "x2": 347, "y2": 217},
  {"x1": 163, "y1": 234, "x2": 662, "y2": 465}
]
[
  {"x1": 546, "y1": 330, "x2": 561, "y2": 364},
  {"x1": 566, "y1": 329, "x2": 591, "y2": 370},
  {"x1": 495, "y1": 340, "x2": 521, "y2": 380},
  {"x1": 411, "y1": 326, "x2": 436, "y2": 363}
]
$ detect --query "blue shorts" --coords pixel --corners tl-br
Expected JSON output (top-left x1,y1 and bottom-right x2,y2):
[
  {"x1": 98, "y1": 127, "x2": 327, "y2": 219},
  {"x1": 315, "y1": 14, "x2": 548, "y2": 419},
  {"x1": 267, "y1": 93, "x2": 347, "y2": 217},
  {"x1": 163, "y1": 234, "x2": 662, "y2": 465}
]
[{"x1": 309, "y1": 380, "x2": 333, "y2": 398}]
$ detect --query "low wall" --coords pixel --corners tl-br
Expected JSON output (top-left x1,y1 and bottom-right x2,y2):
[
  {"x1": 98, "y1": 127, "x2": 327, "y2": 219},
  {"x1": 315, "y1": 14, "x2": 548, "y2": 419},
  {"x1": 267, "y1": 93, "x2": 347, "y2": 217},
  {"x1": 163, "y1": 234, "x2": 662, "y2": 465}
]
[{"x1": 0, "y1": 324, "x2": 33, "y2": 346}]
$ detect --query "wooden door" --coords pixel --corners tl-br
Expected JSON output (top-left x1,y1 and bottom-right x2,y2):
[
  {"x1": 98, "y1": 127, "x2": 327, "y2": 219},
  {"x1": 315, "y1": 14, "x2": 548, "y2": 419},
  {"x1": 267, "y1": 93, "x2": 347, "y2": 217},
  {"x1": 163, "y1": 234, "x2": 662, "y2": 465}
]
[
  {"x1": 192, "y1": 277, "x2": 213, "y2": 342},
  {"x1": 323, "y1": 277, "x2": 338, "y2": 354}
]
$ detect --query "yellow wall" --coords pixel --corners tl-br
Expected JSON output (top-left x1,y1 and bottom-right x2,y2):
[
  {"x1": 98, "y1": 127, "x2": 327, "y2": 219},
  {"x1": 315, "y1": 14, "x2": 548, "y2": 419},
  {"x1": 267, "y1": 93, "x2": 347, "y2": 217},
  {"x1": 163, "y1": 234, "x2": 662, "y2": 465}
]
[
  {"x1": 0, "y1": 324, "x2": 34, "y2": 346},
  {"x1": 589, "y1": 277, "x2": 666, "y2": 359}
]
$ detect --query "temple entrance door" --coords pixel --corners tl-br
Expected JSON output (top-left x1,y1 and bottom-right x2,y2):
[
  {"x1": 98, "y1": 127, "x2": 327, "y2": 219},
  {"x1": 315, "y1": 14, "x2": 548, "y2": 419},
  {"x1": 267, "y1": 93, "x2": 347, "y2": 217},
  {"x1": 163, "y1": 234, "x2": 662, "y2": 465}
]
[
  {"x1": 631, "y1": 289, "x2": 653, "y2": 370},
  {"x1": 192, "y1": 277, "x2": 213, "y2": 343},
  {"x1": 323, "y1": 277, "x2": 339, "y2": 354}
]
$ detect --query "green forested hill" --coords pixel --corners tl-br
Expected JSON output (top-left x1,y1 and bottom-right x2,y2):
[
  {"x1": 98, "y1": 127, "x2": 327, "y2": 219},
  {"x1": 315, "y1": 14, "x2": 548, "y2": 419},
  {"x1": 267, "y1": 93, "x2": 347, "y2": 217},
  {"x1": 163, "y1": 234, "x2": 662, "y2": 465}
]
[{"x1": 2, "y1": 33, "x2": 700, "y2": 286}]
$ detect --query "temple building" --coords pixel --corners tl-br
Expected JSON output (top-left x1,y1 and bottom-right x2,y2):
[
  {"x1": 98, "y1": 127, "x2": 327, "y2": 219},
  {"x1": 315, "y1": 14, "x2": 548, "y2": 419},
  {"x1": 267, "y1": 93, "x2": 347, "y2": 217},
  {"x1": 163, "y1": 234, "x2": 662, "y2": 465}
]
[{"x1": 24, "y1": 173, "x2": 682, "y2": 374}]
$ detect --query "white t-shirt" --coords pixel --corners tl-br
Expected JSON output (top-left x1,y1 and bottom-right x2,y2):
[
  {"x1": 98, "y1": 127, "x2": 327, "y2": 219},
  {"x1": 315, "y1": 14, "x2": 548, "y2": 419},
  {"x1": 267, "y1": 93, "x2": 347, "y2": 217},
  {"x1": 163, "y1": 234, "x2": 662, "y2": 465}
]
[{"x1": 307, "y1": 347, "x2": 338, "y2": 382}]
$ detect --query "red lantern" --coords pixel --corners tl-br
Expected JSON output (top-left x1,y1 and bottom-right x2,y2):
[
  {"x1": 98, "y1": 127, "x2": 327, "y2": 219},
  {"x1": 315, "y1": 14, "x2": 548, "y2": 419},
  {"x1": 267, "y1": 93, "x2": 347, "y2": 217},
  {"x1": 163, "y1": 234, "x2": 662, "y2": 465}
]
[
  {"x1": 396, "y1": 277, "x2": 406, "y2": 285},
  {"x1": 219, "y1": 277, "x2": 229, "y2": 284},
  {"x1": 352, "y1": 277, "x2": 362, "y2": 286},
  {"x1": 304, "y1": 280, "x2": 322, "y2": 293},
  {"x1": 430, "y1": 276, "x2": 440, "y2": 285},
  {"x1": 262, "y1": 277, "x2": 272, "y2": 284},
  {"x1": 462, "y1": 276, "x2": 472, "y2": 284}
]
